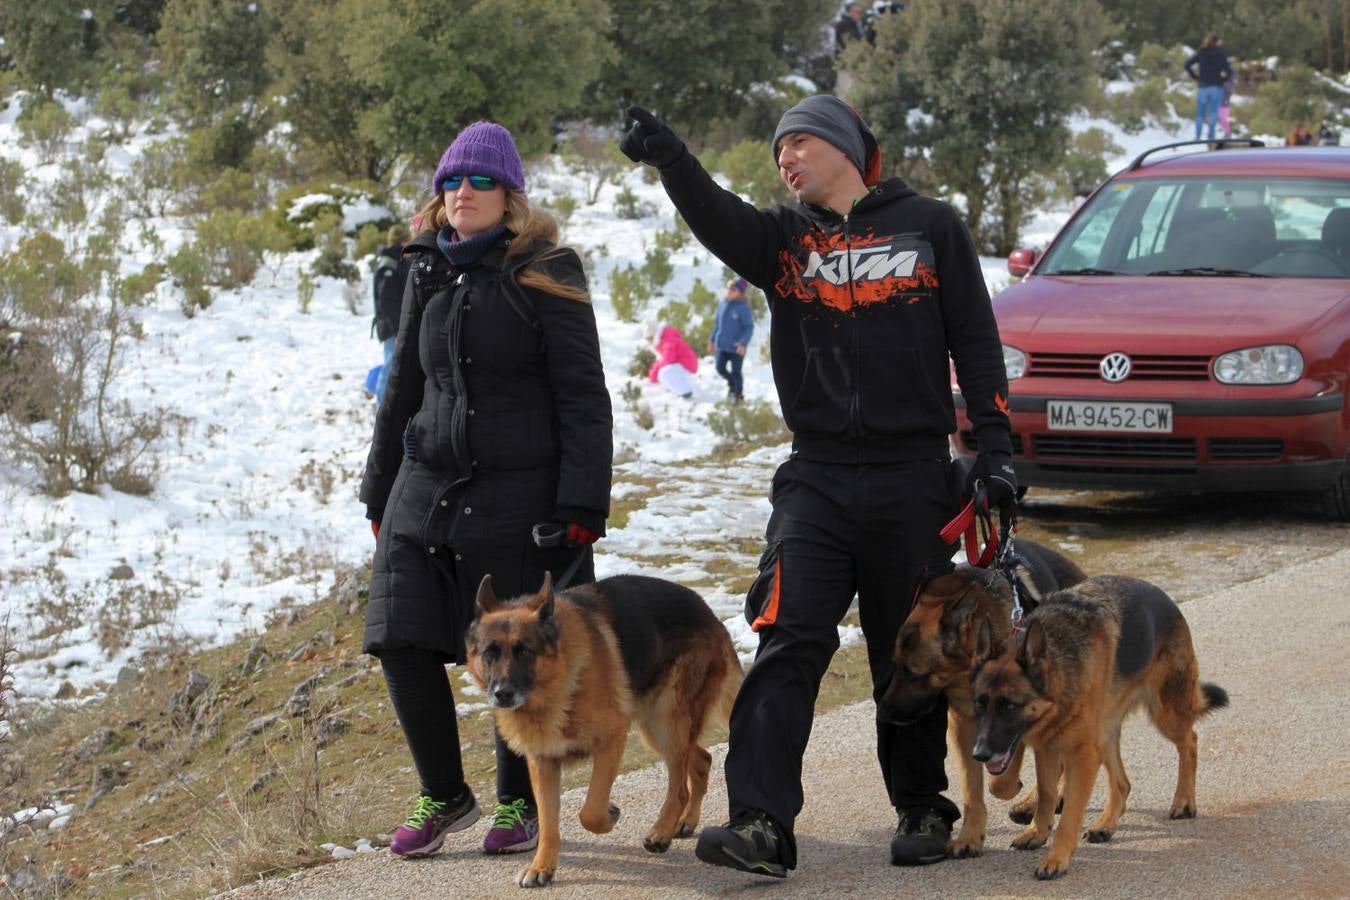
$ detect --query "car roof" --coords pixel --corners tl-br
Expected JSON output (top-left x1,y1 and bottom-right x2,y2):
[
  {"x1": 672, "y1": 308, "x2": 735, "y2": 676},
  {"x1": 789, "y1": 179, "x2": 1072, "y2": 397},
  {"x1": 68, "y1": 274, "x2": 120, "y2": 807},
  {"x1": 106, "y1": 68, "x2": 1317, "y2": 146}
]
[{"x1": 1115, "y1": 146, "x2": 1350, "y2": 180}]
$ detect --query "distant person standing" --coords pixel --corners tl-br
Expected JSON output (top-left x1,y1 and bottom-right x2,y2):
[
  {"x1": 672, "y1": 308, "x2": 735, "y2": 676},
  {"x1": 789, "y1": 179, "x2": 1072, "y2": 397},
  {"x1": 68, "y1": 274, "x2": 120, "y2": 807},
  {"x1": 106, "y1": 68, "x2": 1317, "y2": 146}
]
[
  {"x1": 833, "y1": 2, "x2": 866, "y2": 98},
  {"x1": 1318, "y1": 123, "x2": 1339, "y2": 146},
  {"x1": 1286, "y1": 123, "x2": 1314, "y2": 146},
  {"x1": 708, "y1": 277, "x2": 754, "y2": 402},
  {"x1": 372, "y1": 223, "x2": 412, "y2": 407},
  {"x1": 1184, "y1": 33, "x2": 1233, "y2": 141}
]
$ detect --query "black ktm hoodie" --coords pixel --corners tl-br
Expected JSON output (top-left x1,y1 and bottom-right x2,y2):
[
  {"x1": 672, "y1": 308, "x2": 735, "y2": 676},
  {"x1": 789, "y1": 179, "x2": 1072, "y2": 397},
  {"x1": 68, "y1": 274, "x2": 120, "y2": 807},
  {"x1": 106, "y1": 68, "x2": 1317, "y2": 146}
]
[{"x1": 658, "y1": 151, "x2": 1012, "y2": 463}]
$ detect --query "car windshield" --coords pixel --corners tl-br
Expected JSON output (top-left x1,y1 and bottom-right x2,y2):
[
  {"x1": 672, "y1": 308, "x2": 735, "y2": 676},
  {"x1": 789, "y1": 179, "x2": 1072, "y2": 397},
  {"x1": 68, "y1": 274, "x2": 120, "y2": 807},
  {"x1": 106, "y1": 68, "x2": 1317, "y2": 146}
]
[{"x1": 1038, "y1": 175, "x2": 1350, "y2": 278}]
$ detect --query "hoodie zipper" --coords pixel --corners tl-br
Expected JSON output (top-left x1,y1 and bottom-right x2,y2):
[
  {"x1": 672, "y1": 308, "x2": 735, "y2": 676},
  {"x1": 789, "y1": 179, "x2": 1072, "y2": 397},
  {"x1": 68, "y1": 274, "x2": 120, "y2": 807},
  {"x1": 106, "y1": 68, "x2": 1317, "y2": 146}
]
[{"x1": 844, "y1": 213, "x2": 862, "y2": 440}]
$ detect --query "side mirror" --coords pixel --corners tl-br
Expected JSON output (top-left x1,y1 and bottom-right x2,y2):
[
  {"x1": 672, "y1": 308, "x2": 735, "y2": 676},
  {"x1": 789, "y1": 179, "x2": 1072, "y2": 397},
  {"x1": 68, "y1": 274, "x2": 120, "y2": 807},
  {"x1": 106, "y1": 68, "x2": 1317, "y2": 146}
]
[{"x1": 1007, "y1": 248, "x2": 1038, "y2": 278}]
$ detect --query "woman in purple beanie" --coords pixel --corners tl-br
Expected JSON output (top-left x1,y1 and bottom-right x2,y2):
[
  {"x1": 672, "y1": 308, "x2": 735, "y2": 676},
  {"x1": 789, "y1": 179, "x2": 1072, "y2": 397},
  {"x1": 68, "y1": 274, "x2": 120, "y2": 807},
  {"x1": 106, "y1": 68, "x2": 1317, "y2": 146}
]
[{"x1": 358, "y1": 121, "x2": 613, "y2": 859}]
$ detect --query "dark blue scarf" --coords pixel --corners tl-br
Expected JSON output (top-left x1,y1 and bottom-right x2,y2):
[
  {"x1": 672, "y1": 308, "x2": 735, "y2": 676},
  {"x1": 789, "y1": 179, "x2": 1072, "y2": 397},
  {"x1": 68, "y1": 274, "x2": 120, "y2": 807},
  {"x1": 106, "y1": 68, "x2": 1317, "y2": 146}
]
[{"x1": 437, "y1": 223, "x2": 509, "y2": 268}]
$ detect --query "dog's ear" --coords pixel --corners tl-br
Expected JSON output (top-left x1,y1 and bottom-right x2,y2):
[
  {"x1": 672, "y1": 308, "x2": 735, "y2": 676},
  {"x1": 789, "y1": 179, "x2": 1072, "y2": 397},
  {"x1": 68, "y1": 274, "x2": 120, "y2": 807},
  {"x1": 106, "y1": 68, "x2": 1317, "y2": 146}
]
[
  {"x1": 526, "y1": 571, "x2": 556, "y2": 625},
  {"x1": 475, "y1": 574, "x2": 499, "y2": 614},
  {"x1": 1018, "y1": 619, "x2": 1047, "y2": 669},
  {"x1": 943, "y1": 587, "x2": 980, "y2": 659},
  {"x1": 972, "y1": 616, "x2": 994, "y2": 664}
]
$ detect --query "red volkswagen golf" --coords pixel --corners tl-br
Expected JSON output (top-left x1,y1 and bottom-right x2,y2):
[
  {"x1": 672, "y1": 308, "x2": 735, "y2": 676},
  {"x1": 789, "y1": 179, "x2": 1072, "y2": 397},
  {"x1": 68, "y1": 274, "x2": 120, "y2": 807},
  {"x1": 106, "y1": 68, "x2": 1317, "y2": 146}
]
[{"x1": 952, "y1": 141, "x2": 1350, "y2": 519}]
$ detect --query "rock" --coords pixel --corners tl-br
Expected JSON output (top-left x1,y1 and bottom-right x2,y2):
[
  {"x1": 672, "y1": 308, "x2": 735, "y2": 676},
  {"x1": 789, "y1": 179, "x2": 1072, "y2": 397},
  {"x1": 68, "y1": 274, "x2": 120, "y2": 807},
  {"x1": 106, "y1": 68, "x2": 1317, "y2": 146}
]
[
  {"x1": 245, "y1": 713, "x2": 280, "y2": 736},
  {"x1": 109, "y1": 563, "x2": 135, "y2": 580},
  {"x1": 330, "y1": 846, "x2": 356, "y2": 860},
  {"x1": 241, "y1": 639, "x2": 269, "y2": 676},
  {"x1": 332, "y1": 569, "x2": 367, "y2": 616},
  {"x1": 286, "y1": 675, "x2": 322, "y2": 718},
  {"x1": 115, "y1": 665, "x2": 142, "y2": 691},
  {"x1": 86, "y1": 762, "x2": 130, "y2": 809},
  {"x1": 74, "y1": 728, "x2": 115, "y2": 762},
  {"x1": 313, "y1": 629, "x2": 335, "y2": 648},
  {"x1": 184, "y1": 671, "x2": 211, "y2": 701},
  {"x1": 288, "y1": 640, "x2": 316, "y2": 662},
  {"x1": 246, "y1": 767, "x2": 279, "y2": 796},
  {"x1": 315, "y1": 715, "x2": 348, "y2": 747}
]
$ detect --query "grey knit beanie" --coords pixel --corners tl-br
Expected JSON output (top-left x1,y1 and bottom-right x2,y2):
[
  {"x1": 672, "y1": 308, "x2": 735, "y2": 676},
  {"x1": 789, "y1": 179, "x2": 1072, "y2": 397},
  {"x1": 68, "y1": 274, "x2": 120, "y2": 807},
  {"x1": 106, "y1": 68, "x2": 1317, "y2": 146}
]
[{"x1": 771, "y1": 95, "x2": 881, "y2": 186}]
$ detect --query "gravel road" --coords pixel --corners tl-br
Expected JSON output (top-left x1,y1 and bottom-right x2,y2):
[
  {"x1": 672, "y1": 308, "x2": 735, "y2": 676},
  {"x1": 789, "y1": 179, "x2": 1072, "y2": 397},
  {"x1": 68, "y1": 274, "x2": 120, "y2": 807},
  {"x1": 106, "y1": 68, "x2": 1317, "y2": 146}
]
[{"x1": 231, "y1": 546, "x2": 1350, "y2": 899}]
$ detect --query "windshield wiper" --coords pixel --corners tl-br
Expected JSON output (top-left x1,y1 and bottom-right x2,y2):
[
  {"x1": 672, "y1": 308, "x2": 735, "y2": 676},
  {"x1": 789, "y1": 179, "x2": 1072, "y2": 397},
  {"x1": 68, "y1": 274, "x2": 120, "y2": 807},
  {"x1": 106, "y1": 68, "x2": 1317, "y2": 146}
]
[
  {"x1": 1146, "y1": 267, "x2": 1271, "y2": 277},
  {"x1": 1044, "y1": 267, "x2": 1122, "y2": 275}
]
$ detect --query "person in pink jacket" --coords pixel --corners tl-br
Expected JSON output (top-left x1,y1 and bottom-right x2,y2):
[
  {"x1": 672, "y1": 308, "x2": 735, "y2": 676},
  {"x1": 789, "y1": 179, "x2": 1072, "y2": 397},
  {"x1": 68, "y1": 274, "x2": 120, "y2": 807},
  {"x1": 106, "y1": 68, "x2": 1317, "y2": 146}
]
[{"x1": 645, "y1": 320, "x2": 698, "y2": 397}]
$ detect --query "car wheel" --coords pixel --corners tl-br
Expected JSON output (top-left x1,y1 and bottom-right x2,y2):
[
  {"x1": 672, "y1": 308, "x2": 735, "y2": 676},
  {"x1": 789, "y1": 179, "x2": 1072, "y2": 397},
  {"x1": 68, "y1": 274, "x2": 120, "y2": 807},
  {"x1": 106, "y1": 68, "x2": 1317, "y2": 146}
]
[{"x1": 1324, "y1": 455, "x2": 1350, "y2": 522}]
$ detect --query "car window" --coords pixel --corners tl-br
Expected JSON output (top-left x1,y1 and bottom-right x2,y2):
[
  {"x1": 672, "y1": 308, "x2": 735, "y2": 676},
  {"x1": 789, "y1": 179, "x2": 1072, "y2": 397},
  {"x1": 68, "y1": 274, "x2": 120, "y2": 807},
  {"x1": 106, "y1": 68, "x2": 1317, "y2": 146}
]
[{"x1": 1039, "y1": 174, "x2": 1350, "y2": 278}]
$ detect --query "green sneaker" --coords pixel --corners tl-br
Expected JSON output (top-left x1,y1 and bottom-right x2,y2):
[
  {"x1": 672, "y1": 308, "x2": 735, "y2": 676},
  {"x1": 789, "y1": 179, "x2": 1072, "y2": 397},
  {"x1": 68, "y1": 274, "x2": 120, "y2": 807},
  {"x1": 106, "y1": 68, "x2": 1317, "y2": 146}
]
[
  {"x1": 890, "y1": 808, "x2": 951, "y2": 866},
  {"x1": 482, "y1": 798, "x2": 539, "y2": 854},
  {"x1": 695, "y1": 810, "x2": 789, "y2": 878}
]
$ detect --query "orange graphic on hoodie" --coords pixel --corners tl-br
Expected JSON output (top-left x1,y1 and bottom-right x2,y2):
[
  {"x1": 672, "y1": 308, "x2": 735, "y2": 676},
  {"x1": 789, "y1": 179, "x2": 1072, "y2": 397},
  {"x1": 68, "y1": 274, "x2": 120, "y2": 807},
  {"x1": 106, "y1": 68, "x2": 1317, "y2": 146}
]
[{"x1": 775, "y1": 230, "x2": 939, "y2": 312}]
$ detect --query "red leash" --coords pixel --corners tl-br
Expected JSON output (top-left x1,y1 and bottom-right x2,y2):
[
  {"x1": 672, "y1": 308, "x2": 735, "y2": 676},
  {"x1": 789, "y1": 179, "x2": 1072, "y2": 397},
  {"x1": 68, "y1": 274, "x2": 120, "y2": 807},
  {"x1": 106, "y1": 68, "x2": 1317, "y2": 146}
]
[{"x1": 939, "y1": 481, "x2": 1000, "y2": 568}]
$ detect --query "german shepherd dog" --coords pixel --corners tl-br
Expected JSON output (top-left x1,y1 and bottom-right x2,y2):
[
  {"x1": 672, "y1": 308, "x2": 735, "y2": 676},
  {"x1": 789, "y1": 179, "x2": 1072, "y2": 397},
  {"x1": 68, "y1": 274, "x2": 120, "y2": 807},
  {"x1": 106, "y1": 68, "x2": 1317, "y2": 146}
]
[
  {"x1": 466, "y1": 572, "x2": 743, "y2": 888},
  {"x1": 970, "y1": 575, "x2": 1229, "y2": 879},
  {"x1": 876, "y1": 540, "x2": 1087, "y2": 858}
]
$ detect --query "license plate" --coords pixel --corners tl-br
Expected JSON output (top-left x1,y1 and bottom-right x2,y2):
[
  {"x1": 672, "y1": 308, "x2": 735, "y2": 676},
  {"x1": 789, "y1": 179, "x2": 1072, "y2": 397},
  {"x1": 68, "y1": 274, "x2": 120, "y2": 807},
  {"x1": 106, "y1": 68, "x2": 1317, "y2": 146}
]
[{"x1": 1045, "y1": 400, "x2": 1173, "y2": 433}]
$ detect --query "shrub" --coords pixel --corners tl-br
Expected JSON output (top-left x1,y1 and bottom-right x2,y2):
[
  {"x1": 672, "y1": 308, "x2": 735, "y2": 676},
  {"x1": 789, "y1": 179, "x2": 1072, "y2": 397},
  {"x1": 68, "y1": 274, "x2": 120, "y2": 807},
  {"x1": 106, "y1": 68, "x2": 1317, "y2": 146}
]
[
  {"x1": 560, "y1": 124, "x2": 627, "y2": 205},
  {"x1": 0, "y1": 158, "x2": 27, "y2": 225},
  {"x1": 269, "y1": 182, "x2": 389, "y2": 252},
  {"x1": 715, "y1": 138, "x2": 790, "y2": 207},
  {"x1": 658, "y1": 279, "x2": 718, "y2": 351},
  {"x1": 17, "y1": 97, "x2": 74, "y2": 164},
  {"x1": 310, "y1": 212, "x2": 359, "y2": 283},
  {"x1": 354, "y1": 223, "x2": 383, "y2": 261},
  {"x1": 200, "y1": 168, "x2": 265, "y2": 214},
  {"x1": 297, "y1": 271, "x2": 316, "y2": 314},
  {"x1": 641, "y1": 246, "x2": 674, "y2": 291},
  {"x1": 1059, "y1": 127, "x2": 1123, "y2": 199},
  {"x1": 608, "y1": 264, "x2": 650, "y2": 323},
  {"x1": 193, "y1": 209, "x2": 282, "y2": 289},
  {"x1": 167, "y1": 243, "x2": 213, "y2": 316},
  {"x1": 651, "y1": 221, "x2": 689, "y2": 255},
  {"x1": 627, "y1": 346, "x2": 656, "y2": 379},
  {"x1": 706, "y1": 398, "x2": 787, "y2": 448},
  {"x1": 126, "y1": 138, "x2": 189, "y2": 218},
  {"x1": 543, "y1": 192, "x2": 578, "y2": 228},
  {"x1": 614, "y1": 184, "x2": 657, "y2": 220}
]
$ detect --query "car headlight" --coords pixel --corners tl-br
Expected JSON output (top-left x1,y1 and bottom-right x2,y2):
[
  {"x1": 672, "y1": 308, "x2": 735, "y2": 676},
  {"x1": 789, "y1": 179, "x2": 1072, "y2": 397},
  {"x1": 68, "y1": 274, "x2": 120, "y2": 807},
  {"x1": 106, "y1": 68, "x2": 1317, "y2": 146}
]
[
  {"x1": 1003, "y1": 344, "x2": 1027, "y2": 380},
  {"x1": 1213, "y1": 344, "x2": 1304, "y2": 385}
]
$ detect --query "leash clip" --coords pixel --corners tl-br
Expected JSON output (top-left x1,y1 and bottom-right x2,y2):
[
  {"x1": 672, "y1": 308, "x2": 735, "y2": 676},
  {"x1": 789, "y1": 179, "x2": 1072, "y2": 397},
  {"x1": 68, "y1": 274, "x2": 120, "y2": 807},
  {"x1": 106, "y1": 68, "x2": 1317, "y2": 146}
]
[{"x1": 531, "y1": 523, "x2": 566, "y2": 548}]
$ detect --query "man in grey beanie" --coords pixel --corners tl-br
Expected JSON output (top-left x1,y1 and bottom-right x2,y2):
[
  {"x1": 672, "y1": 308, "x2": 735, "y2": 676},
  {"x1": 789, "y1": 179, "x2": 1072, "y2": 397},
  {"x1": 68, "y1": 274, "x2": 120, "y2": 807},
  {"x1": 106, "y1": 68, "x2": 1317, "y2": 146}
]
[{"x1": 620, "y1": 97, "x2": 1014, "y2": 878}]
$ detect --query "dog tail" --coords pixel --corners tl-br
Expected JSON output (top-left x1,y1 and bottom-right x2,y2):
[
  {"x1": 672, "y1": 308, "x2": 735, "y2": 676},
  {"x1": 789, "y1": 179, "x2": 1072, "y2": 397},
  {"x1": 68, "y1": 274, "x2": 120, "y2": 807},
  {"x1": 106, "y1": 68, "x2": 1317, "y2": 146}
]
[{"x1": 1199, "y1": 682, "x2": 1229, "y2": 715}]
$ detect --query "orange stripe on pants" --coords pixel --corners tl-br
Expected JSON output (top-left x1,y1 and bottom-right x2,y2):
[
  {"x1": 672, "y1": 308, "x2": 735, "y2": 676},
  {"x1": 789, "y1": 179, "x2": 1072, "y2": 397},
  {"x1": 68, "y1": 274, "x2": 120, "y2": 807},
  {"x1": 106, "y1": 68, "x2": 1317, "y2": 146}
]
[{"x1": 750, "y1": 556, "x2": 781, "y2": 632}]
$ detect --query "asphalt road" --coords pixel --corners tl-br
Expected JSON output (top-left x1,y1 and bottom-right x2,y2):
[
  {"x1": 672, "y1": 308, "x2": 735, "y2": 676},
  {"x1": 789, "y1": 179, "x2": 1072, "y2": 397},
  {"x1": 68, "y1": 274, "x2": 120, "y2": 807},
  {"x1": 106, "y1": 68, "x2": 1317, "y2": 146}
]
[{"x1": 232, "y1": 547, "x2": 1350, "y2": 899}]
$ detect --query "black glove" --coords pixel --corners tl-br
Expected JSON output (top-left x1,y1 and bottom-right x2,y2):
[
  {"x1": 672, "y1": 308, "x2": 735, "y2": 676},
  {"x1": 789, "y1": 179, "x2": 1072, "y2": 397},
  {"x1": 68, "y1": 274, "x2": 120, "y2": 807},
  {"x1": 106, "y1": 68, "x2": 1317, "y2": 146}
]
[
  {"x1": 619, "y1": 106, "x2": 686, "y2": 169},
  {"x1": 964, "y1": 451, "x2": 1018, "y2": 513}
]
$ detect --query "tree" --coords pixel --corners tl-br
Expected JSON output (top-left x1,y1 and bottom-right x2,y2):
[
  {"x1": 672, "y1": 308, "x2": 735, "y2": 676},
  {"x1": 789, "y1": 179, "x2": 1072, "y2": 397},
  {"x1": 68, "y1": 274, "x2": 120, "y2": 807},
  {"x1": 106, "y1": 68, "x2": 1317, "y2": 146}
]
[
  {"x1": 851, "y1": 0, "x2": 1104, "y2": 254},
  {"x1": 157, "y1": 0, "x2": 271, "y2": 125},
  {"x1": 587, "y1": 0, "x2": 836, "y2": 135},
  {"x1": 0, "y1": 2, "x2": 96, "y2": 95}
]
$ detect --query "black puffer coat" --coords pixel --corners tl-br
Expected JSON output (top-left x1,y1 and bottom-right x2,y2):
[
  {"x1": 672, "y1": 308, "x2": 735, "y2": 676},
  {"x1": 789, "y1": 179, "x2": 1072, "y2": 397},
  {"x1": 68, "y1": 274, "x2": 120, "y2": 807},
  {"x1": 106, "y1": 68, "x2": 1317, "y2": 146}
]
[{"x1": 359, "y1": 229, "x2": 612, "y2": 661}]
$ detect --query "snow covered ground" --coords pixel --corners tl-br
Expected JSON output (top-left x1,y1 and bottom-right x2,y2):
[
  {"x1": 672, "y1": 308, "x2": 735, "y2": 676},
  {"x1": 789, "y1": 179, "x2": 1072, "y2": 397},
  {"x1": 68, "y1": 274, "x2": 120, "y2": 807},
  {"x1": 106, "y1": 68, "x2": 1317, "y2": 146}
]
[{"x1": 0, "y1": 91, "x2": 1206, "y2": 704}]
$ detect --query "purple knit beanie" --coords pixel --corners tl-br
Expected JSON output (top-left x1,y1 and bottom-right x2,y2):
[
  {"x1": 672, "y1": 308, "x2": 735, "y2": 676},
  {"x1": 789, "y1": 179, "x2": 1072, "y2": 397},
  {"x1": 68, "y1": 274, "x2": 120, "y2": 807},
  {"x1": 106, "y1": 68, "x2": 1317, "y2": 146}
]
[{"x1": 431, "y1": 121, "x2": 526, "y2": 194}]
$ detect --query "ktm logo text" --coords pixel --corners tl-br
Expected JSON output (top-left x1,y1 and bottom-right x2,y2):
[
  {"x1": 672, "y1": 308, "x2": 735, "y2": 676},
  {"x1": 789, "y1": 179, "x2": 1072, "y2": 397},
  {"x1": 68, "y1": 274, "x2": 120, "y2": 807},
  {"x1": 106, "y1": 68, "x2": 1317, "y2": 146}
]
[{"x1": 802, "y1": 245, "x2": 919, "y2": 285}]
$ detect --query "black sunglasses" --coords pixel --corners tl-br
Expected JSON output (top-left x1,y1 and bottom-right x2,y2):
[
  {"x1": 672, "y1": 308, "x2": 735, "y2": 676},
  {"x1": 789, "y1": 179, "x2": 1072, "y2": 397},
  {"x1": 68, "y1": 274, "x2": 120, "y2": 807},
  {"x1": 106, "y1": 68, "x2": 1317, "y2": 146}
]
[{"x1": 442, "y1": 174, "x2": 498, "y2": 192}]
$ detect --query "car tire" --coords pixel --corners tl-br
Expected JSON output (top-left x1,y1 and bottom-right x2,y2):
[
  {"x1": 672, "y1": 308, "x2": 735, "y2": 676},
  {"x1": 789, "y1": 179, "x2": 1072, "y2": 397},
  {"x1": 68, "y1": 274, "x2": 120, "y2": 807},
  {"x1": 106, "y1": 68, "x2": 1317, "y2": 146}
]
[{"x1": 1324, "y1": 455, "x2": 1350, "y2": 522}]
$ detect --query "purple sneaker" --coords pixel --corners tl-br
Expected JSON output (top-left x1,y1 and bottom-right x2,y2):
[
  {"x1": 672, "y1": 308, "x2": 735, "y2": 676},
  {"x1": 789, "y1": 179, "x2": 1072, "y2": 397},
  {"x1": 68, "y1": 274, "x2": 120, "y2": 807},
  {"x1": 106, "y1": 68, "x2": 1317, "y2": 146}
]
[
  {"x1": 482, "y1": 798, "x2": 539, "y2": 854},
  {"x1": 390, "y1": 791, "x2": 479, "y2": 858}
]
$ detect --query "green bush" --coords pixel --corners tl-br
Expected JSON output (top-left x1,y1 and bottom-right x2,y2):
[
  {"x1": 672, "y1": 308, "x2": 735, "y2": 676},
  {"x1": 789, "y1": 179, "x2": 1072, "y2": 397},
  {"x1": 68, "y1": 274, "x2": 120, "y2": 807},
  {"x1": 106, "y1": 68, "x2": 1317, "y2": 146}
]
[
  {"x1": 167, "y1": 243, "x2": 212, "y2": 317},
  {"x1": 199, "y1": 168, "x2": 265, "y2": 214},
  {"x1": 641, "y1": 246, "x2": 674, "y2": 291},
  {"x1": 706, "y1": 398, "x2": 787, "y2": 447},
  {"x1": 1059, "y1": 127, "x2": 1123, "y2": 199},
  {"x1": 715, "y1": 138, "x2": 790, "y2": 207},
  {"x1": 1244, "y1": 65, "x2": 1340, "y2": 139},
  {"x1": 0, "y1": 159, "x2": 26, "y2": 225},
  {"x1": 354, "y1": 223, "x2": 383, "y2": 262},
  {"x1": 269, "y1": 181, "x2": 392, "y2": 252},
  {"x1": 297, "y1": 271, "x2": 316, "y2": 314},
  {"x1": 651, "y1": 221, "x2": 689, "y2": 255},
  {"x1": 614, "y1": 184, "x2": 656, "y2": 220},
  {"x1": 543, "y1": 193, "x2": 579, "y2": 228},
  {"x1": 17, "y1": 98, "x2": 74, "y2": 164},
  {"x1": 194, "y1": 209, "x2": 281, "y2": 288},
  {"x1": 125, "y1": 139, "x2": 189, "y2": 218},
  {"x1": 310, "y1": 212, "x2": 360, "y2": 282},
  {"x1": 608, "y1": 264, "x2": 650, "y2": 323},
  {"x1": 658, "y1": 278, "x2": 718, "y2": 351},
  {"x1": 119, "y1": 263, "x2": 165, "y2": 307}
]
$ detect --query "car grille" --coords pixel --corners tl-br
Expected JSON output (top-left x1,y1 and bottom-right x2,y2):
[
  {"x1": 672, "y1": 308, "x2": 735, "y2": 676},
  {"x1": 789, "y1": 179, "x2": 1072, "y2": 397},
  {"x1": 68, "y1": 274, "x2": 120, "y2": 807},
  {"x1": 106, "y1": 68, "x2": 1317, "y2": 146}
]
[
  {"x1": 1032, "y1": 434, "x2": 1197, "y2": 460},
  {"x1": 1207, "y1": 437, "x2": 1284, "y2": 461},
  {"x1": 1026, "y1": 353, "x2": 1211, "y2": 381}
]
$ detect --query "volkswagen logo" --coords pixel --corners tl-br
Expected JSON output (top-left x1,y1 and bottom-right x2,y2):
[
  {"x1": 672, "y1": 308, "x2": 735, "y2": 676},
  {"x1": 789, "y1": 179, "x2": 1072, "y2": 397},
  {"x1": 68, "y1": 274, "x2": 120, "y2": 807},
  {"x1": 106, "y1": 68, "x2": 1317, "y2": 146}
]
[{"x1": 1099, "y1": 352, "x2": 1132, "y2": 382}]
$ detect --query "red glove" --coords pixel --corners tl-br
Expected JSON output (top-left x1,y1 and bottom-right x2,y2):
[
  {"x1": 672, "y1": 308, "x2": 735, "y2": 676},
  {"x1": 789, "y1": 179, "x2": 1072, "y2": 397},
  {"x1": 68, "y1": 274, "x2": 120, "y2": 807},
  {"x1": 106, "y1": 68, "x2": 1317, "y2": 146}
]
[
  {"x1": 565, "y1": 522, "x2": 599, "y2": 546},
  {"x1": 371, "y1": 520, "x2": 380, "y2": 539}
]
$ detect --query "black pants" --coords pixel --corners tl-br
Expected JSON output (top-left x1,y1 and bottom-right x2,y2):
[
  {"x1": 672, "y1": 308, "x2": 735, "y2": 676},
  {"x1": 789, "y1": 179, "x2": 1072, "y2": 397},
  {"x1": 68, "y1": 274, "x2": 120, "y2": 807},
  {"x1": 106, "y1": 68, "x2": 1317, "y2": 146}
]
[
  {"x1": 381, "y1": 540, "x2": 594, "y2": 809},
  {"x1": 715, "y1": 350, "x2": 744, "y2": 397},
  {"x1": 725, "y1": 456, "x2": 959, "y2": 867}
]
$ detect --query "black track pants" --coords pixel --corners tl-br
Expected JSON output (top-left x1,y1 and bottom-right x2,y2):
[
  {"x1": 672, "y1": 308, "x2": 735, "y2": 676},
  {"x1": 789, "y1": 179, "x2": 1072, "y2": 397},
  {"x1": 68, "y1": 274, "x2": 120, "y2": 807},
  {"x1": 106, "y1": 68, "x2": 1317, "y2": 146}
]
[{"x1": 724, "y1": 456, "x2": 960, "y2": 867}]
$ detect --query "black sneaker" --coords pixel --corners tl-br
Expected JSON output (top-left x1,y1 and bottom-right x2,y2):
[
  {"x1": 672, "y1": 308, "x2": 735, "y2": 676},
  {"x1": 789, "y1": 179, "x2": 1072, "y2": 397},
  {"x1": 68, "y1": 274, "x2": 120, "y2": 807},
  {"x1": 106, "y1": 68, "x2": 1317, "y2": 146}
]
[
  {"x1": 695, "y1": 810, "x2": 788, "y2": 878},
  {"x1": 890, "y1": 809, "x2": 951, "y2": 866}
]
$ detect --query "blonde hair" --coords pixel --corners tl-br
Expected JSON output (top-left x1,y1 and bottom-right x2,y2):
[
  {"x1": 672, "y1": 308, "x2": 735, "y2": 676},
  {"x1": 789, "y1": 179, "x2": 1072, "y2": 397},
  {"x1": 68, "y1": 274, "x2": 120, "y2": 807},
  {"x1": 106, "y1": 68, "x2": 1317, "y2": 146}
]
[{"x1": 410, "y1": 189, "x2": 588, "y2": 303}]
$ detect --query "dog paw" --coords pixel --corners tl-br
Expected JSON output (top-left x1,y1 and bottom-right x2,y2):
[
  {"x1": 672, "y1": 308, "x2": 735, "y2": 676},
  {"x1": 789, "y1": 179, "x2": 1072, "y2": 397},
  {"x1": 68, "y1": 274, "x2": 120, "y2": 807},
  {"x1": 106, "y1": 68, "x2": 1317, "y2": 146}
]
[
  {"x1": 1033, "y1": 855, "x2": 1069, "y2": 880},
  {"x1": 1011, "y1": 828, "x2": 1048, "y2": 851},
  {"x1": 517, "y1": 866, "x2": 555, "y2": 888},
  {"x1": 674, "y1": 821, "x2": 698, "y2": 839},
  {"x1": 1084, "y1": 827, "x2": 1113, "y2": 843},
  {"x1": 1008, "y1": 805, "x2": 1034, "y2": 826},
  {"x1": 946, "y1": 836, "x2": 984, "y2": 859},
  {"x1": 1169, "y1": 803, "x2": 1197, "y2": 820},
  {"x1": 643, "y1": 834, "x2": 671, "y2": 854}
]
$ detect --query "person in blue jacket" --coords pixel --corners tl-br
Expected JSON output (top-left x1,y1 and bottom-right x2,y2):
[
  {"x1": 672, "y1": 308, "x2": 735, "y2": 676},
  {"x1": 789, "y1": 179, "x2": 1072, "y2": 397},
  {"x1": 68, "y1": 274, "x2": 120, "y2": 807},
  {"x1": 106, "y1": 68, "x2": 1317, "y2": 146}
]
[
  {"x1": 1184, "y1": 32, "x2": 1233, "y2": 141},
  {"x1": 707, "y1": 276, "x2": 755, "y2": 402}
]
